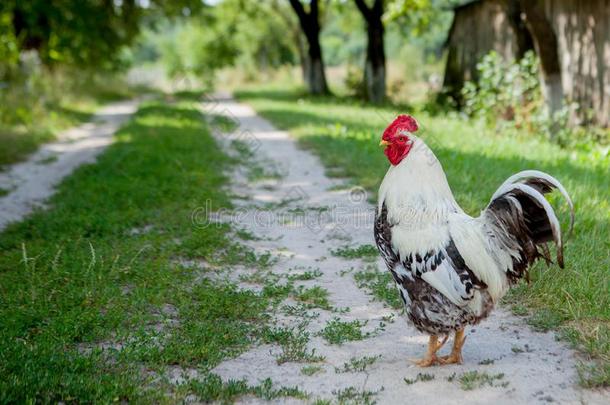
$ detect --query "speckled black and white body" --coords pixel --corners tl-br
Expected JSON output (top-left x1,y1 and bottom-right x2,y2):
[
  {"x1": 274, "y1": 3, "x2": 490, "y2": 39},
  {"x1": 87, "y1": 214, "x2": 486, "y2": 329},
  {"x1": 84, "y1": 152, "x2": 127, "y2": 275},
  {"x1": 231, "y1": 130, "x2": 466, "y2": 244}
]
[
  {"x1": 374, "y1": 133, "x2": 574, "y2": 338},
  {"x1": 375, "y1": 203, "x2": 494, "y2": 334}
]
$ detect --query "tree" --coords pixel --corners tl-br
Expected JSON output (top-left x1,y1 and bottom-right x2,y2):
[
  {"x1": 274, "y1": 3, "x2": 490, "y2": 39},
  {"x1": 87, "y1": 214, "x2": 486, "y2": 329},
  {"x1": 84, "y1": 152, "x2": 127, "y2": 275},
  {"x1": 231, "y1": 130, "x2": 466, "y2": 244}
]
[
  {"x1": 271, "y1": 0, "x2": 309, "y2": 85},
  {"x1": 288, "y1": 0, "x2": 330, "y2": 95},
  {"x1": 354, "y1": 0, "x2": 386, "y2": 103},
  {"x1": 518, "y1": 0, "x2": 563, "y2": 118},
  {"x1": 1, "y1": 0, "x2": 204, "y2": 70}
]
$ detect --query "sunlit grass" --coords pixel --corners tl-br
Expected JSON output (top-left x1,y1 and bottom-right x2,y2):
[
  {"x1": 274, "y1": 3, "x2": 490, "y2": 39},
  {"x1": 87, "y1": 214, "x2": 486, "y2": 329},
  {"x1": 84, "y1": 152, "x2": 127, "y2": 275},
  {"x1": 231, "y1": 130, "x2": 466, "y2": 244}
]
[{"x1": 0, "y1": 97, "x2": 293, "y2": 402}]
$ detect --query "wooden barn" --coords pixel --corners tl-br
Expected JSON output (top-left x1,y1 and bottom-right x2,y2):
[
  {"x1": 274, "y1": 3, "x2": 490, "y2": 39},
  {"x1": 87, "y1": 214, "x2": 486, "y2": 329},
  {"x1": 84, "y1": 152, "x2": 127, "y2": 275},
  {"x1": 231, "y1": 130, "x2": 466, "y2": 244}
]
[{"x1": 443, "y1": 0, "x2": 610, "y2": 127}]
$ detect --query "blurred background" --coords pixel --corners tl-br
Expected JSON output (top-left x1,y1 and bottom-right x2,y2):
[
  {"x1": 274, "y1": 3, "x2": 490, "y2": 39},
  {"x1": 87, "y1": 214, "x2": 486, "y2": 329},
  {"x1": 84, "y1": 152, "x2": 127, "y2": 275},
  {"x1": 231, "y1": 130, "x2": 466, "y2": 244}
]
[{"x1": 1, "y1": 0, "x2": 608, "y2": 167}]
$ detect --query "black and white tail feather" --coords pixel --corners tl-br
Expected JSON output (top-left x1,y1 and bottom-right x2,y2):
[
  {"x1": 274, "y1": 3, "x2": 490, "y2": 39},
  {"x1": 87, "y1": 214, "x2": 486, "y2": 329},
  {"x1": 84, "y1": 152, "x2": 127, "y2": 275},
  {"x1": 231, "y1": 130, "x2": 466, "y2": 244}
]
[{"x1": 482, "y1": 170, "x2": 574, "y2": 283}]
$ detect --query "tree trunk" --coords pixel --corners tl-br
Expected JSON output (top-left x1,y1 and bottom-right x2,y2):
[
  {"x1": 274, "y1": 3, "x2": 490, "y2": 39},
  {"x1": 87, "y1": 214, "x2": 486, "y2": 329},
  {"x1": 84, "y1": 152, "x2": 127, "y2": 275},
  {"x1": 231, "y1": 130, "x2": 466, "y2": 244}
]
[
  {"x1": 504, "y1": 0, "x2": 534, "y2": 59},
  {"x1": 296, "y1": 32, "x2": 310, "y2": 84},
  {"x1": 355, "y1": 0, "x2": 386, "y2": 103},
  {"x1": 519, "y1": 0, "x2": 563, "y2": 118},
  {"x1": 305, "y1": 29, "x2": 329, "y2": 95},
  {"x1": 288, "y1": 0, "x2": 330, "y2": 95}
]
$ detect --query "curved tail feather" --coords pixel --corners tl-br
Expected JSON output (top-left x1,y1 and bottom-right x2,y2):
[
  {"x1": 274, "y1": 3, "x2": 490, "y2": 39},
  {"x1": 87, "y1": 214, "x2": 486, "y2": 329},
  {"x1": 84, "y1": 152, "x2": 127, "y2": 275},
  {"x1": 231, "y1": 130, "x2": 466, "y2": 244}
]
[
  {"x1": 491, "y1": 170, "x2": 574, "y2": 238},
  {"x1": 483, "y1": 170, "x2": 574, "y2": 283}
]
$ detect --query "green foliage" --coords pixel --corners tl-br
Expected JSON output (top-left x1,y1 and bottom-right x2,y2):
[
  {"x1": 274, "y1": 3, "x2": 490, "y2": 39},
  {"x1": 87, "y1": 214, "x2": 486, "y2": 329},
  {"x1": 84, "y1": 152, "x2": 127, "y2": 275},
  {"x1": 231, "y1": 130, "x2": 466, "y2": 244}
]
[
  {"x1": 295, "y1": 285, "x2": 333, "y2": 310},
  {"x1": 148, "y1": 1, "x2": 296, "y2": 84},
  {"x1": 0, "y1": 58, "x2": 140, "y2": 167},
  {"x1": 403, "y1": 373, "x2": 435, "y2": 384},
  {"x1": 344, "y1": 65, "x2": 367, "y2": 99},
  {"x1": 188, "y1": 374, "x2": 308, "y2": 403},
  {"x1": 0, "y1": 11, "x2": 19, "y2": 77},
  {"x1": 354, "y1": 265, "x2": 402, "y2": 309},
  {"x1": 462, "y1": 51, "x2": 609, "y2": 148},
  {"x1": 335, "y1": 355, "x2": 381, "y2": 373},
  {"x1": 458, "y1": 371, "x2": 507, "y2": 390},
  {"x1": 0, "y1": 0, "x2": 204, "y2": 71},
  {"x1": 332, "y1": 386, "x2": 380, "y2": 405},
  {"x1": 331, "y1": 244, "x2": 378, "y2": 259},
  {"x1": 319, "y1": 318, "x2": 370, "y2": 345},
  {"x1": 264, "y1": 323, "x2": 324, "y2": 364}
]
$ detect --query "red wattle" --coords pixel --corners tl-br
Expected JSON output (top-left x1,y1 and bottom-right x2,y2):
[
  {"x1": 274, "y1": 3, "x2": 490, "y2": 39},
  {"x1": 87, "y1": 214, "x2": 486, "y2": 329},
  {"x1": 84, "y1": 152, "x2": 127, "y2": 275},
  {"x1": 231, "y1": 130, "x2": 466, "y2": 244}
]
[{"x1": 384, "y1": 142, "x2": 412, "y2": 165}]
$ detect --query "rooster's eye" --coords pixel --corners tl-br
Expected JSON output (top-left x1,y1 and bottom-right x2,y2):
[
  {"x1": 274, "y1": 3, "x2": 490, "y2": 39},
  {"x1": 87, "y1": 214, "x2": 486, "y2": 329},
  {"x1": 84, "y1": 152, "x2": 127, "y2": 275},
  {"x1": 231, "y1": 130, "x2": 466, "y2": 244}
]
[{"x1": 398, "y1": 136, "x2": 407, "y2": 142}]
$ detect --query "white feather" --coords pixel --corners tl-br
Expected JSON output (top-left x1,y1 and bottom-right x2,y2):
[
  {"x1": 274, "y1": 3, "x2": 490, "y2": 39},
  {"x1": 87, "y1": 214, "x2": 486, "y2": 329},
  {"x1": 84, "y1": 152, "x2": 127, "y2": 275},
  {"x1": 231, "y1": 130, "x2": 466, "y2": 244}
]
[
  {"x1": 421, "y1": 259, "x2": 470, "y2": 307},
  {"x1": 378, "y1": 136, "x2": 460, "y2": 255},
  {"x1": 448, "y1": 214, "x2": 509, "y2": 302}
]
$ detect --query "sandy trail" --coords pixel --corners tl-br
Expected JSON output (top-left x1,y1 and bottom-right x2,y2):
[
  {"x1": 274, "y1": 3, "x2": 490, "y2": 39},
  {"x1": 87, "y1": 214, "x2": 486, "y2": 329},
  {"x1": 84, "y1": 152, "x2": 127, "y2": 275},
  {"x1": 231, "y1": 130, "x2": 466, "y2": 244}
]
[
  {"x1": 0, "y1": 99, "x2": 139, "y2": 231},
  {"x1": 202, "y1": 95, "x2": 606, "y2": 405}
]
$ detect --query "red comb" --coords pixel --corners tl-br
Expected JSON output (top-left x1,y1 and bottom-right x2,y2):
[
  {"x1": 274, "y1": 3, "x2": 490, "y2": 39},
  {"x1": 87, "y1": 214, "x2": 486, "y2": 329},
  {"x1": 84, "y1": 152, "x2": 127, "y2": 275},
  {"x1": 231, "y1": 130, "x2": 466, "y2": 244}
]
[{"x1": 382, "y1": 115, "x2": 418, "y2": 141}]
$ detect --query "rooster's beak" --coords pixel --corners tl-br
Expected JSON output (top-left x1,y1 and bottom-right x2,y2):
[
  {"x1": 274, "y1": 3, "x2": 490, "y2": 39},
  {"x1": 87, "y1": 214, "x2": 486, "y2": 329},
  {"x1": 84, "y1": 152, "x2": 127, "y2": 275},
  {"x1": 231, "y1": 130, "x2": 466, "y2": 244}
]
[{"x1": 379, "y1": 140, "x2": 390, "y2": 147}]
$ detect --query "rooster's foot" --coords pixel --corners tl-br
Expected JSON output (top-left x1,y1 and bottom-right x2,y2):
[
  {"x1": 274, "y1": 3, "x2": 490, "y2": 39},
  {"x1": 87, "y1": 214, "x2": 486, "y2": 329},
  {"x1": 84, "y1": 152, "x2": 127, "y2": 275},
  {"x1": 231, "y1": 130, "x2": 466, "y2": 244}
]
[
  {"x1": 438, "y1": 352, "x2": 463, "y2": 365},
  {"x1": 412, "y1": 354, "x2": 439, "y2": 367},
  {"x1": 438, "y1": 328, "x2": 466, "y2": 365},
  {"x1": 411, "y1": 334, "x2": 448, "y2": 367}
]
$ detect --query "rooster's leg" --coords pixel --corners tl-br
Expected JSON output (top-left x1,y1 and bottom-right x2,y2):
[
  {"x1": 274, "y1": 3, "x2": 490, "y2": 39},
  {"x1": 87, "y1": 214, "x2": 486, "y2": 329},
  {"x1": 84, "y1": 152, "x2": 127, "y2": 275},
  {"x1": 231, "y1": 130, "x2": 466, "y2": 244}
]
[
  {"x1": 412, "y1": 334, "x2": 448, "y2": 367},
  {"x1": 439, "y1": 328, "x2": 466, "y2": 365}
]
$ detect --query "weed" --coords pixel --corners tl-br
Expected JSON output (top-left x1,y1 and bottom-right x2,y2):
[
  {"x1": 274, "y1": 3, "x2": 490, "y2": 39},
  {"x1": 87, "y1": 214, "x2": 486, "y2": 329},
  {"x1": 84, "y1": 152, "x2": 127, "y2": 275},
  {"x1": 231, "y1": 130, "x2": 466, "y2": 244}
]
[
  {"x1": 188, "y1": 373, "x2": 308, "y2": 403},
  {"x1": 295, "y1": 285, "x2": 333, "y2": 310},
  {"x1": 354, "y1": 266, "x2": 402, "y2": 309},
  {"x1": 335, "y1": 355, "x2": 381, "y2": 373},
  {"x1": 301, "y1": 365, "x2": 325, "y2": 376},
  {"x1": 458, "y1": 371, "x2": 506, "y2": 390},
  {"x1": 404, "y1": 373, "x2": 435, "y2": 384},
  {"x1": 332, "y1": 386, "x2": 380, "y2": 405},
  {"x1": 264, "y1": 324, "x2": 324, "y2": 364},
  {"x1": 331, "y1": 245, "x2": 378, "y2": 260},
  {"x1": 319, "y1": 318, "x2": 370, "y2": 345},
  {"x1": 287, "y1": 267, "x2": 323, "y2": 281}
]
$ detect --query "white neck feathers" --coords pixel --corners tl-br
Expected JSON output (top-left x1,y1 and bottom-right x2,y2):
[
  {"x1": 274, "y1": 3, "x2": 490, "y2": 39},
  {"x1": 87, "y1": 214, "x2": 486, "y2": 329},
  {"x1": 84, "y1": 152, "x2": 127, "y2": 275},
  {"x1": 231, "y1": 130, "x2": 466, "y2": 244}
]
[{"x1": 378, "y1": 137, "x2": 461, "y2": 224}]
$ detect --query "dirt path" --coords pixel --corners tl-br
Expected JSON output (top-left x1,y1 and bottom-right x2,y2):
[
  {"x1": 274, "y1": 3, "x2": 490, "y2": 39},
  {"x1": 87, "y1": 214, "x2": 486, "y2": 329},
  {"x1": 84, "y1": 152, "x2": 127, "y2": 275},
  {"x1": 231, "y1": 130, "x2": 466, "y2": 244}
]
[
  {"x1": 202, "y1": 95, "x2": 606, "y2": 405},
  {"x1": 0, "y1": 99, "x2": 139, "y2": 231}
]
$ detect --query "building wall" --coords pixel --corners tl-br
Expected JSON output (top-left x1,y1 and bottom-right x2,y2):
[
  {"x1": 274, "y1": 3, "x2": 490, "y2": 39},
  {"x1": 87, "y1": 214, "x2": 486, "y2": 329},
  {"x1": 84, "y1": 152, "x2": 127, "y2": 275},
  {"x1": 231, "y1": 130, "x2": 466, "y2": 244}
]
[
  {"x1": 444, "y1": 0, "x2": 610, "y2": 126},
  {"x1": 443, "y1": 0, "x2": 520, "y2": 100},
  {"x1": 545, "y1": 0, "x2": 610, "y2": 126}
]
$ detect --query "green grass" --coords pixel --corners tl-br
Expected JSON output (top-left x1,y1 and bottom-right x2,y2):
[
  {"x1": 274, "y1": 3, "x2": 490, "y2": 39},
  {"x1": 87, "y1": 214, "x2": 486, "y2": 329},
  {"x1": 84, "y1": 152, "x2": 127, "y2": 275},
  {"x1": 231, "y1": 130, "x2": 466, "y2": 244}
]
[
  {"x1": 188, "y1": 374, "x2": 308, "y2": 403},
  {"x1": 331, "y1": 244, "x2": 378, "y2": 260},
  {"x1": 0, "y1": 73, "x2": 151, "y2": 168},
  {"x1": 319, "y1": 318, "x2": 371, "y2": 345},
  {"x1": 295, "y1": 285, "x2": 333, "y2": 310},
  {"x1": 335, "y1": 355, "x2": 381, "y2": 373},
  {"x1": 301, "y1": 365, "x2": 325, "y2": 376},
  {"x1": 403, "y1": 373, "x2": 435, "y2": 385},
  {"x1": 264, "y1": 323, "x2": 324, "y2": 364},
  {"x1": 0, "y1": 97, "x2": 291, "y2": 402},
  {"x1": 332, "y1": 386, "x2": 380, "y2": 405},
  {"x1": 354, "y1": 265, "x2": 403, "y2": 309},
  {"x1": 457, "y1": 371, "x2": 508, "y2": 390},
  {"x1": 236, "y1": 86, "x2": 610, "y2": 386}
]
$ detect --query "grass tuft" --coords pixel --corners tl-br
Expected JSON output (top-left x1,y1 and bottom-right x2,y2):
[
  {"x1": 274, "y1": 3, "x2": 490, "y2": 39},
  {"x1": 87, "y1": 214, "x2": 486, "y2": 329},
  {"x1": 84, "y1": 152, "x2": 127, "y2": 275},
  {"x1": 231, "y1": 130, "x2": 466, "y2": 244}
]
[
  {"x1": 319, "y1": 318, "x2": 371, "y2": 345},
  {"x1": 458, "y1": 371, "x2": 507, "y2": 390}
]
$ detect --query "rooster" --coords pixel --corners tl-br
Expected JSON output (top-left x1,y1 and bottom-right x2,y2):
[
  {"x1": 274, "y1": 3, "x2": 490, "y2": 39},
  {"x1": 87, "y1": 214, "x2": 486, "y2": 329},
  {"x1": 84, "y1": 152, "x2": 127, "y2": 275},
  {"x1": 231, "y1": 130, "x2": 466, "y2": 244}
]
[{"x1": 374, "y1": 115, "x2": 574, "y2": 366}]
